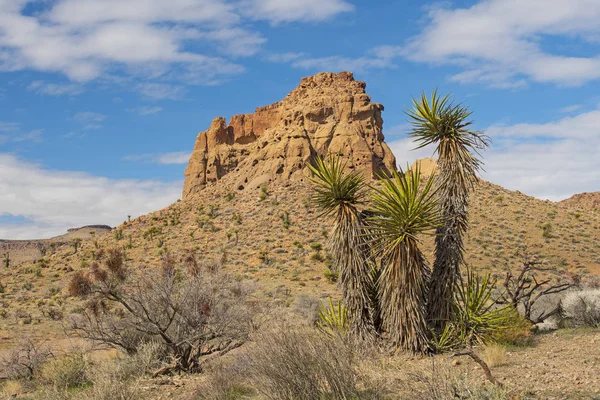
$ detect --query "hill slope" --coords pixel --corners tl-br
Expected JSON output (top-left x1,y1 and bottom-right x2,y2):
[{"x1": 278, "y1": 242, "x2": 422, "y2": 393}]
[{"x1": 1, "y1": 72, "x2": 599, "y2": 354}]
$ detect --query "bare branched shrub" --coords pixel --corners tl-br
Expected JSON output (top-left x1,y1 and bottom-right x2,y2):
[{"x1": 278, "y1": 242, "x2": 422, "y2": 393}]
[
  {"x1": 66, "y1": 248, "x2": 257, "y2": 375},
  {"x1": 240, "y1": 327, "x2": 373, "y2": 400},
  {"x1": 0, "y1": 340, "x2": 53, "y2": 380},
  {"x1": 497, "y1": 255, "x2": 576, "y2": 323},
  {"x1": 560, "y1": 289, "x2": 600, "y2": 328}
]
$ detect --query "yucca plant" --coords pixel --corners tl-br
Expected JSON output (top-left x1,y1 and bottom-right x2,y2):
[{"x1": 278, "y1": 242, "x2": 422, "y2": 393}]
[
  {"x1": 407, "y1": 90, "x2": 490, "y2": 331},
  {"x1": 308, "y1": 155, "x2": 375, "y2": 339},
  {"x1": 317, "y1": 298, "x2": 349, "y2": 337},
  {"x1": 453, "y1": 267, "x2": 512, "y2": 345},
  {"x1": 368, "y1": 163, "x2": 441, "y2": 353}
]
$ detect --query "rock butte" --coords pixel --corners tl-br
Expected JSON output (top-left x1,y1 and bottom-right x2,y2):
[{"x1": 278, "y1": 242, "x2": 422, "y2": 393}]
[{"x1": 183, "y1": 71, "x2": 397, "y2": 199}]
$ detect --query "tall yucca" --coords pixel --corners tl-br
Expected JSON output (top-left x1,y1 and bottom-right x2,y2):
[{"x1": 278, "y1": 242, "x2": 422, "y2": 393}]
[
  {"x1": 406, "y1": 90, "x2": 489, "y2": 331},
  {"x1": 368, "y1": 164, "x2": 440, "y2": 353},
  {"x1": 308, "y1": 155, "x2": 375, "y2": 339}
]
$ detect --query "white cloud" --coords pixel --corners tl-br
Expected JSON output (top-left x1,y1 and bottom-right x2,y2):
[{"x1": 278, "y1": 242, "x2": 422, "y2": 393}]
[
  {"x1": 243, "y1": 0, "x2": 353, "y2": 23},
  {"x1": 124, "y1": 151, "x2": 190, "y2": 165},
  {"x1": 388, "y1": 107, "x2": 600, "y2": 201},
  {"x1": 266, "y1": 52, "x2": 306, "y2": 63},
  {"x1": 74, "y1": 111, "x2": 106, "y2": 130},
  {"x1": 560, "y1": 104, "x2": 583, "y2": 113},
  {"x1": 0, "y1": 0, "x2": 353, "y2": 90},
  {"x1": 127, "y1": 106, "x2": 163, "y2": 116},
  {"x1": 0, "y1": 121, "x2": 43, "y2": 144},
  {"x1": 0, "y1": 153, "x2": 182, "y2": 239},
  {"x1": 136, "y1": 83, "x2": 186, "y2": 101},
  {"x1": 28, "y1": 80, "x2": 83, "y2": 96},
  {"x1": 403, "y1": 0, "x2": 600, "y2": 87},
  {"x1": 0, "y1": 121, "x2": 19, "y2": 132},
  {"x1": 273, "y1": 46, "x2": 400, "y2": 72}
]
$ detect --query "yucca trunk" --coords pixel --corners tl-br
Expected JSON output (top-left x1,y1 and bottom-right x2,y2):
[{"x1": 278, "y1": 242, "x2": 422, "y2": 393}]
[
  {"x1": 329, "y1": 206, "x2": 375, "y2": 339},
  {"x1": 378, "y1": 240, "x2": 430, "y2": 353},
  {"x1": 428, "y1": 154, "x2": 471, "y2": 331}
]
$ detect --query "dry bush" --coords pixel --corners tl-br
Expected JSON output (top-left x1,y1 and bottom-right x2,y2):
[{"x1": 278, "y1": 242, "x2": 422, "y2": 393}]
[
  {"x1": 194, "y1": 360, "x2": 255, "y2": 400},
  {"x1": 1, "y1": 380, "x2": 25, "y2": 398},
  {"x1": 481, "y1": 343, "x2": 507, "y2": 368},
  {"x1": 68, "y1": 271, "x2": 91, "y2": 297},
  {"x1": 65, "y1": 248, "x2": 257, "y2": 375},
  {"x1": 238, "y1": 327, "x2": 379, "y2": 400},
  {"x1": 402, "y1": 363, "x2": 509, "y2": 400},
  {"x1": 560, "y1": 289, "x2": 600, "y2": 328},
  {"x1": 74, "y1": 360, "x2": 142, "y2": 400},
  {"x1": 40, "y1": 352, "x2": 89, "y2": 390},
  {"x1": 0, "y1": 340, "x2": 53, "y2": 380}
]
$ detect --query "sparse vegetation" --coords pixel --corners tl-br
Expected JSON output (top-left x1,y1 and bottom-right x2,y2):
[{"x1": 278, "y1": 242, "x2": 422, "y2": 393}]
[{"x1": 66, "y1": 248, "x2": 256, "y2": 374}]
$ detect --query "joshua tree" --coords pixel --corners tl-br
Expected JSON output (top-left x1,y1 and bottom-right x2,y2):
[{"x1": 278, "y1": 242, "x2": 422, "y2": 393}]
[
  {"x1": 407, "y1": 90, "x2": 489, "y2": 331},
  {"x1": 309, "y1": 156, "x2": 375, "y2": 339},
  {"x1": 71, "y1": 238, "x2": 82, "y2": 254},
  {"x1": 368, "y1": 164, "x2": 440, "y2": 353}
]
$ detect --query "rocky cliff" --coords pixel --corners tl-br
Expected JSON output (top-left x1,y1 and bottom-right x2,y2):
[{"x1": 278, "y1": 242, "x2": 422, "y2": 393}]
[{"x1": 183, "y1": 71, "x2": 397, "y2": 199}]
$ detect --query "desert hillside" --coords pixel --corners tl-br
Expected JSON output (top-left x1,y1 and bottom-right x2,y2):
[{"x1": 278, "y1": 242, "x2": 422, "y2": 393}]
[{"x1": 1, "y1": 72, "x2": 599, "y2": 399}]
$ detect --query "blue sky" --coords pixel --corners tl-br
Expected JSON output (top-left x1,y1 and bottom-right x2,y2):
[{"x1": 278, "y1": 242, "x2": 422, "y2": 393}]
[{"x1": 1, "y1": 0, "x2": 599, "y2": 239}]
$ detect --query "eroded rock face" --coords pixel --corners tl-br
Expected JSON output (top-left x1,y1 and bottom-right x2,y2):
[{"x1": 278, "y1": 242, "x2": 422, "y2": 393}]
[{"x1": 183, "y1": 71, "x2": 397, "y2": 199}]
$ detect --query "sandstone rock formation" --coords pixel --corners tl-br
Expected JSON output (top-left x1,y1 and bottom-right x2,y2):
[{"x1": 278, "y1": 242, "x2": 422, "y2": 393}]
[{"x1": 183, "y1": 71, "x2": 397, "y2": 199}]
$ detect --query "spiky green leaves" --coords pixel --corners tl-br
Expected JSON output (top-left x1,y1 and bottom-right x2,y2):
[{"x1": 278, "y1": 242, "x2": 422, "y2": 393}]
[
  {"x1": 308, "y1": 155, "x2": 366, "y2": 218},
  {"x1": 368, "y1": 164, "x2": 441, "y2": 353},
  {"x1": 368, "y1": 164, "x2": 441, "y2": 255},
  {"x1": 309, "y1": 155, "x2": 375, "y2": 339},
  {"x1": 406, "y1": 89, "x2": 489, "y2": 190}
]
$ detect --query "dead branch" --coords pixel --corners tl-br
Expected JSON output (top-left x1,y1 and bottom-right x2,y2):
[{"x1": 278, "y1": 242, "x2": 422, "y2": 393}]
[{"x1": 453, "y1": 350, "x2": 503, "y2": 388}]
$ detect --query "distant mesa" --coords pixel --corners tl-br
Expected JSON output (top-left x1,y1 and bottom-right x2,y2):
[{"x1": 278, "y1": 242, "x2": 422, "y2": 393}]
[
  {"x1": 67, "y1": 225, "x2": 113, "y2": 233},
  {"x1": 183, "y1": 71, "x2": 397, "y2": 199}
]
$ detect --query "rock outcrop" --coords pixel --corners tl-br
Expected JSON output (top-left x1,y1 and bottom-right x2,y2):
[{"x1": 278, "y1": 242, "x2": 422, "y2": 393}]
[
  {"x1": 559, "y1": 192, "x2": 600, "y2": 212},
  {"x1": 183, "y1": 71, "x2": 397, "y2": 199}
]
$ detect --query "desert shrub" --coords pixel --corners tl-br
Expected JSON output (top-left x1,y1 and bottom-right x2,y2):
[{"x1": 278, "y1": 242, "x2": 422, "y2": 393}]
[
  {"x1": 560, "y1": 289, "x2": 600, "y2": 327},
  {"x1": 194, "y1": 360, "x2": 255, "y2": 400},
  {"x1": 68, "y1": 271, "x2": 91, "y2": 297},
  {"x1": 480, "y1": 343, "x2": 507, "y2": 368},
  {"x1": 41, "y1": 352, "x2": 89, "y2": 390},
  {"x1": 116, "y1": 341, "x2": 166, "y2": 379},
  {"x1": 292, "y1": 295, "x2": 321, "y2": 325},
  {"x1": 66, "y1": 249, "x2": 256, "y2": 374},
  {"x1": 75, "y1": 361, "x2": 141, "y2": 400},
  {"x1": 1, "y1": 380, "x2": 25, "y2": 398},
  {"x1": 241, "y1": 327, "x2": 366, "y2": 399},
  {"x1": 0, "y1": 340, "x2": 53, "y2": 380},
  {"x1": 323, "y1": 267, "x2": 339, "y2": 283},
  {"x1": 403, "y1": 364, "x2": 509, "y2": 400},
  {"x1": 497, "y1": 255, "x2": 575, "y2": 324},
  {"x1": 489, "y1": 309, "x2": 534, "y2": 347}
]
